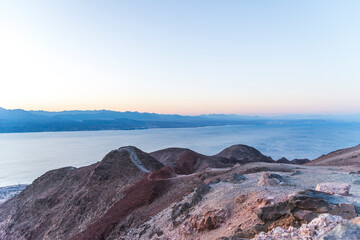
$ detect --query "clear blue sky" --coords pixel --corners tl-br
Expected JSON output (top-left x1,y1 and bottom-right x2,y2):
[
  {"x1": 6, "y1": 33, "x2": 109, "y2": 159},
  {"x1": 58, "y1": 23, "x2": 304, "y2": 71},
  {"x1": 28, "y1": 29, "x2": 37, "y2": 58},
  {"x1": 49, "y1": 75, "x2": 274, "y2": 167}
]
[{"x1": 1, "y1": 1, "x2": 359, "y2": 115}]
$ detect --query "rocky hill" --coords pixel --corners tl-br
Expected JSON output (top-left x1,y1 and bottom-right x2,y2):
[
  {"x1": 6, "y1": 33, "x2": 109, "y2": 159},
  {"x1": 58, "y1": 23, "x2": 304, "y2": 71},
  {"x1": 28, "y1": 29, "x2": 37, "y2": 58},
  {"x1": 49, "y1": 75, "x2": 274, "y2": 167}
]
[
  {"x1": 215, "y1": 144, "x2": 274, "y2": 163},
  {"x1": 0, "y1": 144, "x2": 360, "y2": 240},
  {"x1": 150, "y1": 147, "x2": 242, "y2": 174},
  {"x1": 306, "y1": 144, "x2": 360, "y2": 167},
  {"x1": 0, "y1": 146, "x2": 165, "y2": 240}
]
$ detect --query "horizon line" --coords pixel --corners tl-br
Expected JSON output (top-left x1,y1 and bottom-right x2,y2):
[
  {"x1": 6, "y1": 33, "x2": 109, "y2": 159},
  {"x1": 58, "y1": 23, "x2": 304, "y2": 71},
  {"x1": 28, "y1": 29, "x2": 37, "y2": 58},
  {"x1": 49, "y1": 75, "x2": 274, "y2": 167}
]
[{"x1": 1, "y1": 107, "x2": 360, "y2": 118}]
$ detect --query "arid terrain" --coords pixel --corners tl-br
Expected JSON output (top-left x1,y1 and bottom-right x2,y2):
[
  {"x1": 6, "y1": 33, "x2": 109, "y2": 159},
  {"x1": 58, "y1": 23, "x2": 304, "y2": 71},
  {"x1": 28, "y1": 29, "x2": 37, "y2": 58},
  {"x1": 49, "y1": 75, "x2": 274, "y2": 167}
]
[{"x1": 0, "y1": 144, "x2": 360, "y2": 240}]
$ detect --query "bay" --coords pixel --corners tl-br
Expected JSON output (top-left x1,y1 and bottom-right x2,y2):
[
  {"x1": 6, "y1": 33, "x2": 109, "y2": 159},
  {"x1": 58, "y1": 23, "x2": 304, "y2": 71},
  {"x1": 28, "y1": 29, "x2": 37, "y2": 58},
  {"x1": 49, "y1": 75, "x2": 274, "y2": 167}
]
[{"x1": 1, "y1": 122, "x2": 360, "y2": 186}]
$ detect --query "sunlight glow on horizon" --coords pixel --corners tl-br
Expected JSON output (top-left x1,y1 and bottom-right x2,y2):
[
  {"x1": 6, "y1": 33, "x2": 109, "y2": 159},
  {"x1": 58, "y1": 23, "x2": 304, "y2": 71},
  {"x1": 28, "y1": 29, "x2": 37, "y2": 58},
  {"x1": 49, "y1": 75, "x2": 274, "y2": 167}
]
[{"x1": 1, "y1": 1, "x2": 360, "y2": 115}]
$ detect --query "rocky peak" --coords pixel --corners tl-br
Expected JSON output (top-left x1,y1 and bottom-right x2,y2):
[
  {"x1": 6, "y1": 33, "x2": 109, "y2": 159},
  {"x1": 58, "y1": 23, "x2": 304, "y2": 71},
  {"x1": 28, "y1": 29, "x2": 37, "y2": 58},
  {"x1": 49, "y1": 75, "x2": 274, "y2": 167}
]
[
  {"x1": 92, "y1": 146, "x2": 164, "y2": 181},
  {"x1": 215, "y1": 144, "x2": 274, "y2": 163},
  {"x1": 277, "y1": 157, "x2": 291, "y2": 164}
]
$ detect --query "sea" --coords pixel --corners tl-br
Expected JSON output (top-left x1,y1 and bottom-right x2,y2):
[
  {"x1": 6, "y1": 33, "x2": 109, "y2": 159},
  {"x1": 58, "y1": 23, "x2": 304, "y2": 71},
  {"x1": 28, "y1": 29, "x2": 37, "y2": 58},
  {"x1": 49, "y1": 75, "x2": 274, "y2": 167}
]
[{"x1": 1, "y1": 121, "x2": 360, "y2": 187}]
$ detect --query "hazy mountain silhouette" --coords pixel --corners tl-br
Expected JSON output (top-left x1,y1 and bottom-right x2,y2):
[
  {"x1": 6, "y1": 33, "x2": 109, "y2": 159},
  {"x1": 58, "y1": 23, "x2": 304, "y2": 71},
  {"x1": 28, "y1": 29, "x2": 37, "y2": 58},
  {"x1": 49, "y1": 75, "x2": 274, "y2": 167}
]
[
  {"x1": 0, "y1": 107, "x2": 356, "y2": 133},
  {"x1": 0, "y1": 108, "x2": 267, "y2": 133}
]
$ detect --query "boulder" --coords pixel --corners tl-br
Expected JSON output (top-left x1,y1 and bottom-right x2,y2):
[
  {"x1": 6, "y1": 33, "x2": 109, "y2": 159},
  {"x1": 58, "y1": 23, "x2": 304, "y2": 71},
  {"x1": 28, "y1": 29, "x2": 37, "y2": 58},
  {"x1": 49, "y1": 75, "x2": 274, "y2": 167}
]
[
  {"x1": 315, "y1": 183, "x2": 351, "y2": 195},
  {"x1": 289, "y1": 191, "x2": 333, "y2": 213},
  {"x1": 258, "y1": 172, "x2": 284, "y2": 186}
]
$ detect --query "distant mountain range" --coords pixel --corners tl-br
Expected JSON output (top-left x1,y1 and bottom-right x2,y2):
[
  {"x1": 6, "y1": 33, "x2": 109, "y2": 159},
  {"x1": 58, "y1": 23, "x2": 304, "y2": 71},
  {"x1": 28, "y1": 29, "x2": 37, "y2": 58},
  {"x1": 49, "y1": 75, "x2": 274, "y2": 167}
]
[
  {"x1": 0, "y1": 107, "x2": 358, "y2": 133},
  {"x1": 0, "y1": 107, "x2": 264, "y2": 133}
]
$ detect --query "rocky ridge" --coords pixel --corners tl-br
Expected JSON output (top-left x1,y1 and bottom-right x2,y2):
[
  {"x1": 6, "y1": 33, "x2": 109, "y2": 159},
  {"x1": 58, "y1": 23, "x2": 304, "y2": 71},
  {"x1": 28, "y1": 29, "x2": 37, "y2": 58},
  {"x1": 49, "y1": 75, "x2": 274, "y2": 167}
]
[
  {"x1": 0, "y1": 144, "x2": 360, "y2": 239},
  {"x1": 306, "y1": 144, "x2": 360, "y2": 167}
]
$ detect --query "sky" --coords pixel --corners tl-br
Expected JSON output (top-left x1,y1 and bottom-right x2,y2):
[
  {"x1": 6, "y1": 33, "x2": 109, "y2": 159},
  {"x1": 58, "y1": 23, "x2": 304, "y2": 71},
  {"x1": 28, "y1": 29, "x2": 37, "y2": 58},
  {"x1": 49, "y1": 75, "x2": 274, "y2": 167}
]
[{"x1": 0, "y1": 1, "x2": 360, "y2": 115}]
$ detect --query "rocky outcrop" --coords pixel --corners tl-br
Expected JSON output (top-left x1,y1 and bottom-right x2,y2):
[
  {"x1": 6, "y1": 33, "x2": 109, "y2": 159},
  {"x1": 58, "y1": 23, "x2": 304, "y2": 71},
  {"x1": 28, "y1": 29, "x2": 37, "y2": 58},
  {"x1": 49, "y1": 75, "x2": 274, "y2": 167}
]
[
  {"x1": 171, "y1": 183, "x2": 212, "y2": 227},
  {"x1": 258, "y1": 172, "x2": 285, "y2": 186},
  {"x1": 255, "y1": 213, "x2": 360, "y2": 240},
  {"x1": 315, "y1": 182, "x2": 351, "y2": 195},
  {"x1": 257, "y1": 189, "x2": 358, "y2": 230}
]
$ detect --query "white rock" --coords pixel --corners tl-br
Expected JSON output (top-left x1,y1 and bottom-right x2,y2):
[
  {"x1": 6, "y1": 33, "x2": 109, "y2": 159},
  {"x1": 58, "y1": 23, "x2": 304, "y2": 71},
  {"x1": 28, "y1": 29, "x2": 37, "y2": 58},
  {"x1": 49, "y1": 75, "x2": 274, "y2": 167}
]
[
  {"x1": 315, "y1": 182, "x2": 350, "y2": 195},
  {"x1": 252, "y1": 214, "x2": 348, "y2": 240}
]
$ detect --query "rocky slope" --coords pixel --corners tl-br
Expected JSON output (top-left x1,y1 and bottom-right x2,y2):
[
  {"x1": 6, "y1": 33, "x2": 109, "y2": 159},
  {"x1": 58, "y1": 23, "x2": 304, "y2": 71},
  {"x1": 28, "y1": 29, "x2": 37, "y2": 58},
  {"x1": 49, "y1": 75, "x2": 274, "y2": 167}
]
[
  {"x1": 0, "y1": 146, "x2": 165, "y2": 240},
  {"x1": 306, "y1": 144, "x2": 360, "y2": 167},
  {"x1": 0, "y1": 144, "x2": 360, "y2": 240}
]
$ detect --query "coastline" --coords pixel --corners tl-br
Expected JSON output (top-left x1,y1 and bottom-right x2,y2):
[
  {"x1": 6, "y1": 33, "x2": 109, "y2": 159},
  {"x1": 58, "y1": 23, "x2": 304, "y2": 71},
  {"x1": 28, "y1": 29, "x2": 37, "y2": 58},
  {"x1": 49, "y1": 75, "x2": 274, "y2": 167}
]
[{"x1": 0, "y1": 184, "x2": 28, "y2": 204}]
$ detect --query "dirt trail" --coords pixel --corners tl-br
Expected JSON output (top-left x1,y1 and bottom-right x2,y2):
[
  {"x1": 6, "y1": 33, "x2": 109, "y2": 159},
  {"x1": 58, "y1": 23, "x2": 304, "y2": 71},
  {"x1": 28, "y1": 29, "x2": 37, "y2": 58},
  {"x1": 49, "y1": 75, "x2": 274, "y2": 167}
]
[{"x1": 122, "y1": 147, "x2": 151, "y2": 173}]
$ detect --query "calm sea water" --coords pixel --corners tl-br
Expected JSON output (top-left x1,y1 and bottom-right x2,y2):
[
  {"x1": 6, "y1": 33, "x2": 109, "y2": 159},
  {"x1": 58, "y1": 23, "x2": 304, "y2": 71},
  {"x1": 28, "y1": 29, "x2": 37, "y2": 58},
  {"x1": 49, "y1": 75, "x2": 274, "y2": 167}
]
[{"x1": 1, "y1": 122, "x2": 360, "y2": 187}]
